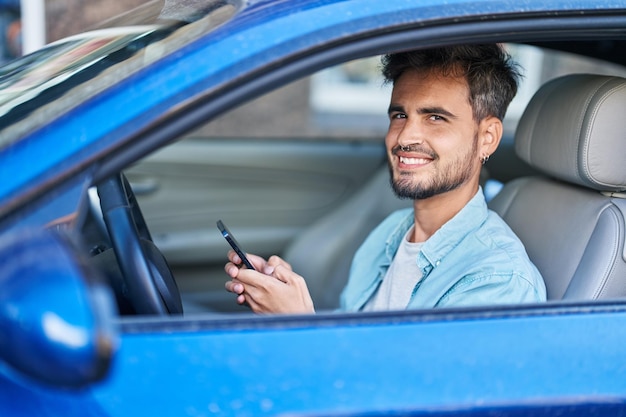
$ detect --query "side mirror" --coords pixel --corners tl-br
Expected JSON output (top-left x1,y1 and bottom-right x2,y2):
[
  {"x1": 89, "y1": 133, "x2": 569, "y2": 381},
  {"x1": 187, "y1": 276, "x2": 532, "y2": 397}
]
[{"x1": 0, "y1": 229, "x2": 118, "y2": 388}]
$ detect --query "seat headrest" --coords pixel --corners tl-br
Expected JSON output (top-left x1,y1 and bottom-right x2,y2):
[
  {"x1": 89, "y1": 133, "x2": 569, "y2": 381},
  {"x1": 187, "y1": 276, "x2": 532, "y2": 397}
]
[{"x1": 515, "y1": 74, "x2": 626, "y2": 192}]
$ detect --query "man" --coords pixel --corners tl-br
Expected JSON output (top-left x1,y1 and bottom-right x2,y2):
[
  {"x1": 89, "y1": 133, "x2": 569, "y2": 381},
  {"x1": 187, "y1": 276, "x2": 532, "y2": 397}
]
[{"x1": 224, "y1": 44, "x2": 546, "y2": 314}]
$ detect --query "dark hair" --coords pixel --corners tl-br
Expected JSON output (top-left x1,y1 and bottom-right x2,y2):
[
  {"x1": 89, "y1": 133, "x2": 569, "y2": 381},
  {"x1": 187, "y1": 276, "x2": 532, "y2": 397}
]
[{"x1": 381, "y1": 44, "x2": 521, "y2": 121}]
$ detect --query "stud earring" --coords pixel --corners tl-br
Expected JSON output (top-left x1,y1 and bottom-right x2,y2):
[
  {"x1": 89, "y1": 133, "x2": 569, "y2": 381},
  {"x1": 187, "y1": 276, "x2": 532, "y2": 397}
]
[{"x1": 481, "y1": 154, "x2": 490, "y2": 165}]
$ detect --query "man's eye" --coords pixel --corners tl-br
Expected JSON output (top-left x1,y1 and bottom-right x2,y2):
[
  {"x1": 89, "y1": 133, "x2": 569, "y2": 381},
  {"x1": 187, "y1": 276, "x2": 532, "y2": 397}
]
[
  {"x1": 429, "y1": 115, "x2": 445, "y2": 121},
  {"x1": 390, "y1": 113, "x2": 406, "y2": 120}
]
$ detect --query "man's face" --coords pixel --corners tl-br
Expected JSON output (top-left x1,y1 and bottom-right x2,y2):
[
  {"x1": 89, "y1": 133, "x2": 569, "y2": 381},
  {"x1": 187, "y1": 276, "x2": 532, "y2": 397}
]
[{"x1": 385, "y1": 69, "x2": 482, "y2": 200}]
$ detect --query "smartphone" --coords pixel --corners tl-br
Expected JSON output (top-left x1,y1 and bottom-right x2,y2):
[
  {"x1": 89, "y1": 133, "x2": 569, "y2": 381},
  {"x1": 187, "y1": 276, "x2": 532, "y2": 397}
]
[{"x1": 216, "y1": 220, "x2": 256, "y2": 270}]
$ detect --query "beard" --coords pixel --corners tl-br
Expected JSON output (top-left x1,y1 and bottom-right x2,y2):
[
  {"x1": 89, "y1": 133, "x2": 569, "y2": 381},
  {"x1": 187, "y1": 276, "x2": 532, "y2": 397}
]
[{"x1": 389, "y1": 134, "x2": 479, "y2": 200}]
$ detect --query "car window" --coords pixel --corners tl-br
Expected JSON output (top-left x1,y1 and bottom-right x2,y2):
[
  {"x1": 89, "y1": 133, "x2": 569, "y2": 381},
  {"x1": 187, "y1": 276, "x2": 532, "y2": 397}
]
[
  {"x1": 192, "y1": 43, "x2": 626, "y2": 143},
  {"x1": 504, "y1": 43, "x2": 626, "y2": 132},
  {"x1": 0, "y1": 0, "x2": 239, "y2": 140},
  {"x1": 144, "y1": 42, "x2": 626, "y2": 316}
]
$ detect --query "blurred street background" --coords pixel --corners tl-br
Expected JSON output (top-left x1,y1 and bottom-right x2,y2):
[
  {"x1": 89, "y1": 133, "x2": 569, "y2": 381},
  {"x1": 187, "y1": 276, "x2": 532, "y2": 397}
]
[
  {"x1": 1, "y1": 0, "x2": 144, "y2": 64},
  {"x1": 46, "y1": 0, "x2": 143, "y2": 41}
]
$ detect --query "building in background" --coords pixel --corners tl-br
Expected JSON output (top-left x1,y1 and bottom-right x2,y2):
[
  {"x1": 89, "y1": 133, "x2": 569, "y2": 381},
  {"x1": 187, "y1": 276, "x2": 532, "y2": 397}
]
[
  {"x1": 45, "y1": 0, "x2": 144, "y2": 42},
  {"x1": 0, "y1": 0, "x2": 146, "y2": 65},
  {"x1": 0, "y1": 0, "x2": 20, "y2": 64}
]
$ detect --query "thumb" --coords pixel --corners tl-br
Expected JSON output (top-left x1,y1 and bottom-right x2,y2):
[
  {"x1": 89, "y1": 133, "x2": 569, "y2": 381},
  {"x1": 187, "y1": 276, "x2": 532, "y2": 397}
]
[{"x1": 270, "y1": 264, "x2": 295, "y2": 284}]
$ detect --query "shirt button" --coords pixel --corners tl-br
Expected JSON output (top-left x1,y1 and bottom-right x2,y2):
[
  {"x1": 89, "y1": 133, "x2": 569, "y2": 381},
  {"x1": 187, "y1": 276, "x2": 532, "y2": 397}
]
[{"x1": 435, "y1": 260, "x2": 441, "y2": 266}]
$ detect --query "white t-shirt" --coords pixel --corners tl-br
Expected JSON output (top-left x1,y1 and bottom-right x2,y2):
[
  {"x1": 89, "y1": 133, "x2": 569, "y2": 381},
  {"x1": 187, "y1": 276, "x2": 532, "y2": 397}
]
[{"x1": 364, "y1": 227, "x2": 424, "y2": 311}]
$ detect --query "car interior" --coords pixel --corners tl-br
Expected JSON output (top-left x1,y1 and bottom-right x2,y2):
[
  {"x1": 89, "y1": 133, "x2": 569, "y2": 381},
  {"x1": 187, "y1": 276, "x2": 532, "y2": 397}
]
[
  {"x1": 76, "y1": 39, "x2": 626, "y2": 317},
  {"x1": 490, "y1": 74, "x2": 626, "y2": 301}
]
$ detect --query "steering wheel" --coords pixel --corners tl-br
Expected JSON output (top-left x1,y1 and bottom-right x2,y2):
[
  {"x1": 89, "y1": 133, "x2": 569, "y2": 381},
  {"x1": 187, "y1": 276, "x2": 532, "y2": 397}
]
[{"x1": 97, "y1": 173, "x2": 183, "y2": 315}]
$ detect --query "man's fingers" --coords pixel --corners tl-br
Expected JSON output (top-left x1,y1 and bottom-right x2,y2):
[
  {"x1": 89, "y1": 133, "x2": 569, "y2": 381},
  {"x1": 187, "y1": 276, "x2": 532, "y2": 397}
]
[
  {"x1": 227, "y1": 250, "x2": 266, "y2": 270},
  {"x1": 224, "y1": 253, "x2": 314, "y2": 314},
  {"x1": 271, "y1": 264, "x2": 305, "y2": 285},
  {"x1": 225, "y1": 280, "x2": 245, "y2": 294},
  {"x1": 237, "y1": 294, "x2": 247, "y2": 305},
  {"x1": 267, "y1": 255, "x2": 292, "y2": 271},
  {"x1": 224, "y1": 262, "x2": 240, "y2": 278},
  {"x1": 270, "y1": 264, "x2": 291, "y2": 283}
]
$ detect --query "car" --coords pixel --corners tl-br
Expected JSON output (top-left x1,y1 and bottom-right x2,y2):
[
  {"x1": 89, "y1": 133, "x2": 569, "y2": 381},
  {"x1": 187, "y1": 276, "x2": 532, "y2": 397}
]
[{"x1": 2, "y1": 0, "x2": 626, "y2": 415}]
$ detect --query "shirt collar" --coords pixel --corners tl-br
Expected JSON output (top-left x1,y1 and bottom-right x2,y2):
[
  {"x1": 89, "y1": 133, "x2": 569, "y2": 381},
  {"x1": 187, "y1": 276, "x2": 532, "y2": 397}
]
[{"x1": 384, "y1": 188, "x2": 489, "y2": 269}]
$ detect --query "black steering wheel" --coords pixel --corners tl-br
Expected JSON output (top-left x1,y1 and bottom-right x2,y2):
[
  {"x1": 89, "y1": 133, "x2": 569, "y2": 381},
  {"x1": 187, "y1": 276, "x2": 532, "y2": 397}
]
[{"x1": 97, "y1": 173, "x2": 183, "y2": 315}]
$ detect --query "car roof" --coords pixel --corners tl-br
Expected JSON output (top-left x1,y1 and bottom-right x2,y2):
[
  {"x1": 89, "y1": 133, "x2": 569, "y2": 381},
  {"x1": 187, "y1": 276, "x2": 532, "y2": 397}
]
[{"x1": 1, "y1": 0, "x2": 626, "y2": 227}]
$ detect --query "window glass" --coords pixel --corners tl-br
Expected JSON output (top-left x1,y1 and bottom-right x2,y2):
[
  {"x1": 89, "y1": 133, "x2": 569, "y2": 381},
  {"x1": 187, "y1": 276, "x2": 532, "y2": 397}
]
[
  {"x1": 138, "y1": 43, "x2": 626, "y2": 315},
  {"x1": 0, "y1": 1, "x2": 238, "y2": 140},
  {"x1": 191, "y1": 59, "x2": 390, "y2": 140},
  {"x1": 504, "y1": 44, "x2": 626, "y2": 133},
  {"x1": 194, "y1": 43, "x2": 626, "y2": 142}
]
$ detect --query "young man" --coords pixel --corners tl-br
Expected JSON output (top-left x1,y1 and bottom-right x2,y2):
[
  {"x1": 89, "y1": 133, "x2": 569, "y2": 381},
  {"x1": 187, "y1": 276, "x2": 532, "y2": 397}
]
[{"x1": 224, "y1": 44, "x2": 546, "y2": 314}]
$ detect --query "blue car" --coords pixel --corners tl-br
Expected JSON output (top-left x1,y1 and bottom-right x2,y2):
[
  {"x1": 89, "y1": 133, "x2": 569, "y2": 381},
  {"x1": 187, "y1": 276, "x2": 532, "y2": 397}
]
[{"x1": 2, "y1": 0, "x2": 626, "y2": 415}]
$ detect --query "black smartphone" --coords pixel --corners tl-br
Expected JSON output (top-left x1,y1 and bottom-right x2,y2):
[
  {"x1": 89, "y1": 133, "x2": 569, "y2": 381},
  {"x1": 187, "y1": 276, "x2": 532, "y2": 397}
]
[{"x1": 216, "y1": 220, "x2": 256, "y2": 270}]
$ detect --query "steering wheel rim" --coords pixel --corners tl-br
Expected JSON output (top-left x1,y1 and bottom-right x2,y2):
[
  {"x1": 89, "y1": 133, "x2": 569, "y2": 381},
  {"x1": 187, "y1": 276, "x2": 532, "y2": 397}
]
[{"x1": 97, "y1": 173, "x2": 181, "y2": 315}]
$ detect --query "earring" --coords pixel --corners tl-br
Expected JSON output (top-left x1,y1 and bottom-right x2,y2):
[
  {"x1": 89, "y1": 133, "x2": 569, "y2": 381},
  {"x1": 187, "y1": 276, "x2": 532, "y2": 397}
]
[{"x1": 481, "y1": 154, "x2": 490, "y2": 165}]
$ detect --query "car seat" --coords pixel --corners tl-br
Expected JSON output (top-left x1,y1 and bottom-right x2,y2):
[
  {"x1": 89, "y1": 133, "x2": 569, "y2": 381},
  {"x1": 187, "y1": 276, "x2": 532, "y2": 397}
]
[{"x1": 489, "y1": 74, "x2": 626, "y2": 300}]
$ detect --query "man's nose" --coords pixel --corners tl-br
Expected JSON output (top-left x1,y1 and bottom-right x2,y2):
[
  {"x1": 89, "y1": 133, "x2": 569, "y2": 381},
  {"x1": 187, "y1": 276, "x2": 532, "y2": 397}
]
[{"x1": 397, "y1": 118, "x2": 424, "y2": 147}]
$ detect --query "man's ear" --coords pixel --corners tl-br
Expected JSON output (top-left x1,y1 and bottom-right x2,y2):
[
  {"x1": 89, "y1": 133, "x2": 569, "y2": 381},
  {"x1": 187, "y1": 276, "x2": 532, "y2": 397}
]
[{"x1": 479, "y1": 116, "x2": 503, "y2": 156}]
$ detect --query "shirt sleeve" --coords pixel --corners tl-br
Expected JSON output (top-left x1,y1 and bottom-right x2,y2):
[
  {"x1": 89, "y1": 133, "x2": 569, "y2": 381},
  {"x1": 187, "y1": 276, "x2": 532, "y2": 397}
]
[{"x1": 435, "y1": 272, "x2": 545, "y2": 308}]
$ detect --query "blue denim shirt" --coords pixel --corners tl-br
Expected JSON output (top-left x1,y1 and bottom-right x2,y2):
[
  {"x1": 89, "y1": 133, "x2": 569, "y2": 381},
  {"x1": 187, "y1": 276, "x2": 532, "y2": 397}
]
[{"x1": 340, "y1": 189, "x2": 546, "y2": 311}]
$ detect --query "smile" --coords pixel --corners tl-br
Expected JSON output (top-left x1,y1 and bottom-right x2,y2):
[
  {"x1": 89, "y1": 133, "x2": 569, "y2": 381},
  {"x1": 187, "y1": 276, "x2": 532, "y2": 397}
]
[{"x1": 399, "y1": 156, "x2": 432, "y2": 165}]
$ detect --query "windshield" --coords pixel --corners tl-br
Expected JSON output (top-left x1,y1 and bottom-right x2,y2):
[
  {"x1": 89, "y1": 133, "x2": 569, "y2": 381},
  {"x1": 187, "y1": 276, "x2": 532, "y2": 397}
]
[{"x1": 0, "y1": 0, "x2": 240, "y2": 142}]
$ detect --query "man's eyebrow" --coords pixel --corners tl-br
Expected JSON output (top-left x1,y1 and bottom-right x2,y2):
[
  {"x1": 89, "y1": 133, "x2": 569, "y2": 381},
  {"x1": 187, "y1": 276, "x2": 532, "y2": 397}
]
[
  {"x1": 387, "y1": 104, "x2": 404, "y2": 114},
  {"x1": 387, "y1": 104, "x2": 458, "y2": 119},
  {"x1": 418, "y1": 106, "x2": 457, "y2": 119}
]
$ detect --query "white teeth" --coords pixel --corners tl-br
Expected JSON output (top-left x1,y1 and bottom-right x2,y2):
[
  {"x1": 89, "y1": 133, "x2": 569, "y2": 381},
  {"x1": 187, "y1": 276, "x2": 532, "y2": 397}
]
[{"x1": 400, "y1": 156, "x2": 430, "y2": 165}]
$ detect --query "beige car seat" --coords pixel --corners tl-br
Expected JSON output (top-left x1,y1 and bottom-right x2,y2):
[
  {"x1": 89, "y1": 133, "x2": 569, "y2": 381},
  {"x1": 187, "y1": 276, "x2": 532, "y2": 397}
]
[{"x1": 490, "y1": 74, "x2": 626, "y2": 300}]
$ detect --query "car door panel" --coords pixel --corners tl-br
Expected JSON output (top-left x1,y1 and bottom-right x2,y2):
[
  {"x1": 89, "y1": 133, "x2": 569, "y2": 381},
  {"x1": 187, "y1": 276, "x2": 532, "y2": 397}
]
[{"x1": 127, "y1": 138, "x2": 386, "y2": 312}]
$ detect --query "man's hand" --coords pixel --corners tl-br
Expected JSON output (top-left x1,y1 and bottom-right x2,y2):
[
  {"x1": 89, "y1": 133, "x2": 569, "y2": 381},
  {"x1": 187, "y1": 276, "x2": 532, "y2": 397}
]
[{"x1": 224, "y1": 251, "x2": 315, "y2": 314}]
